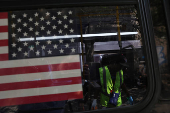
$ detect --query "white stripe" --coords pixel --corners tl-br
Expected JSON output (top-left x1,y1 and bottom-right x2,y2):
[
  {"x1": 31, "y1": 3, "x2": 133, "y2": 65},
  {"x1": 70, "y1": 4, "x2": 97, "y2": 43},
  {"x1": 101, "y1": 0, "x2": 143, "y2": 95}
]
[
  {"x1": 0, "y1": 46, "x2": 8, "y2": 54},
  {"x1": 0, "y1": 69, "x2": 81, "y2": 84},
  {"x1": 0, "y1": 32, "x2": 8, "y2": 40},
  {"x1": 0, "y1": 19, "x2": 8, "y2": 26},
  {"x1": 19, "y1": 32, "x2": 139, "y2": 42},
  {"x1": 0, "y1": 84, "x2": 82, "y2": 99},
  {"x1": 0, "y1": 54, "x2": 80, "y2": 69}
]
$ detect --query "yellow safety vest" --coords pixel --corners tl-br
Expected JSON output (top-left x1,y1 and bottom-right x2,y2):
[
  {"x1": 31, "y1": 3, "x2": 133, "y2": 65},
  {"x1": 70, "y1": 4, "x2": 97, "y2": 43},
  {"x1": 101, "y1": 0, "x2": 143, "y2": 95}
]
[{"x1": 99, "y1": 66, "x2": 123, "y2": 107}]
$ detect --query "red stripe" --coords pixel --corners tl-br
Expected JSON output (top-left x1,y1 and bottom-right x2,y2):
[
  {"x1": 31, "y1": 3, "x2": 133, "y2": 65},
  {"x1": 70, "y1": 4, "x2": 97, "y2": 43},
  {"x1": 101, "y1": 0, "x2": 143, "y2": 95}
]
[
  {"x1": 0, "y1": 54, "x2": 8, "y2": 61},
  {"x1": 0, "y1": 12, "x2": 8, "y2": 19},
  {"x1": 0, "y1": 26, "x2": 8, "y2": 32},
  {"x1": 0, "y1": 62, "x2": 80, "y2": 76},
  {"x1": 0, "y1": 91, "x2": 83, "y2": 107},
  {"x1": 0, "y1": 39, "x2": 8, "y2": 46},
  {"x1": 0, "y1": 76, "x2": 82, "y2": 91}
]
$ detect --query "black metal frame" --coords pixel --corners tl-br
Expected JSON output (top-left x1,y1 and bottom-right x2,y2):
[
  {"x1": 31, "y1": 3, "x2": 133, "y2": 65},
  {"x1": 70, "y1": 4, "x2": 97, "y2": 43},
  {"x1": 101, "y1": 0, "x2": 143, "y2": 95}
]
[
  {"x1": 0, "y1": 0, "x2": 161, "y2": 113},
  {"x1": 163, "y1": 0, "x2": 170, "y2": 45},
  {"x1": 0, "y1": 0, "x2": 137, "y2": 11}
]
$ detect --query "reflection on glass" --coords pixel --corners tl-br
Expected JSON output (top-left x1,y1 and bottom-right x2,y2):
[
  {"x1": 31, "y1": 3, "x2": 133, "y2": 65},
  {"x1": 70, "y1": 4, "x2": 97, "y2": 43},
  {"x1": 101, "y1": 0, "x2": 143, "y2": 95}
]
[
  {"x1": 0, "y1": 5, "x2": 147, "y2": 113},
  {"x1": 74, "y1": 5, "x2": 147, "y2": 112}
]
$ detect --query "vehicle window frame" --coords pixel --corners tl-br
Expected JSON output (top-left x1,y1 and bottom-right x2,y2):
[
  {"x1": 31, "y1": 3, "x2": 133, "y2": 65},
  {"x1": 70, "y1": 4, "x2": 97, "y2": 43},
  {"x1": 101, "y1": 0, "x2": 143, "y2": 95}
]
[{"x1": 0, "y1": 0, "x2": 161, "y2": 113}]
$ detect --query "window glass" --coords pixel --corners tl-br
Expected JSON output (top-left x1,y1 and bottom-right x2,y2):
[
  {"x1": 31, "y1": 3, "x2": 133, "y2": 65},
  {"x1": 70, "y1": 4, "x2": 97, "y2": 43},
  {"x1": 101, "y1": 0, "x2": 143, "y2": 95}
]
[{"x1": 0, "y1": 5, "x2": 147, "y2": 113}]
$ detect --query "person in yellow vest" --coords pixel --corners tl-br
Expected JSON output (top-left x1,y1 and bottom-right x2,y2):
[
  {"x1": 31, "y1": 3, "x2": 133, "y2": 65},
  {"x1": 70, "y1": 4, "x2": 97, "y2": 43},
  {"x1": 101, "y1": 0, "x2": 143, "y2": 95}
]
[{"x1": 99, "y1": 54, "x2": 133, "y2": 108}]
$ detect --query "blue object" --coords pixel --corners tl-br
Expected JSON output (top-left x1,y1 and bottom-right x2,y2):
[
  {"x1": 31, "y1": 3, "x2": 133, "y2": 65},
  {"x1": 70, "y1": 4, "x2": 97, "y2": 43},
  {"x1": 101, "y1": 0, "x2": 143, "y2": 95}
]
[
  {"x1": 127, "y1": 96, "x2": 133, "y2": 105},
  {"x1": 109, "y1": 92, "x2": 120, "y2": 106}
]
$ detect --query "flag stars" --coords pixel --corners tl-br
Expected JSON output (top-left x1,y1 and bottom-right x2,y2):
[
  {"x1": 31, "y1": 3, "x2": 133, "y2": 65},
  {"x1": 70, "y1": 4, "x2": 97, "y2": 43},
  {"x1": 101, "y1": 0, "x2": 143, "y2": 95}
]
[
  {"x1": 17, "y1": 47, "x2": 22, "y2": 52},
  {"x1": 17, "y1": 18, "x2": 22, "y2": 23},
  {"x1": 35, "y1": 41, "x2": 40, "y2": 45},
  {"x1": 46, "y1": 21, "x2": 51, "y2": 25},
  {"x1": 11, "y1": 43, "x2": 17, "y2": 47},
  {"x1": 69, "y1": 19, "x2": 73, "y2": 24},
  {"x1": 34, "y1": 21, "x2": 39, "y2": 26},
  {"x1": 23, "y1": 52, "x2": 28, "y2": 56},
  {"x1": 11, "y1": 33, "x2": 16, "y2": 37},
  {"x1": 17, "y1": 37, "x2": 21, "y2": 42},
  {"x1": 65, "y1": 43, "x2": 69, "y2": 48},
  {"x1": 47, "y1": 40, "x2": 52, "y2": 44},
  {"x1": 58, "y1": 29, "x2": 63, "y2": 34},
  {"x1": 12, "y1": 53, "x2": 17, "y2": 57},
  {"x1": 30, "y1": 36, "x2": 34, "y2": 41},
  {"x1": 69, "y1": 28, "x2": 74, "y2": 33},
  {"x1": 11, "y1": 23, "x2": 16, "y2": 28},
  {"x1": 30, "y1": 46, "x2": 34, "y2": 51},
  {"x1": 17, "y1": 28, "x2": 22, "y2": 32},
  {"x1": 59, "y1": 39, "x2": 63, "y2": 43},
  {"x1": 71, "y1": 48, "x2": 76, "y2": 52},
  {"x1": 23, "y1": 13, "x2": 27, "y2": 18},
  {"x1": 40, "y1": 17, "x2": 44, "y2": 21},
  {"x1": 59, "y1": 49, "x2": 64, "y2": 53},
  {"x1": 47, "y1": 30, "x2": 51, "y2": 35},
  {"x1": 23, "y1": 32, "x2": 28, "y2": 36},
  {"x1": 70, "y1": 38, "x2": 75, "y2": 43},
  {"x1": 9, "y1": 11, "x2": 77, "y2": 58},
  {"x1": 63, "y1": 15, "x2": 68, "y2": 19},
  {"x1": 36, "y1": 50, "x2": 40, "y2": 56},
  {"x1": 29, "y1": 27, "x2": 33, "y2": 31},
  {"x1": 57, "y1": 20, "x2": 62, "y2": 24},
  {"x1": 51, "y1": 16, "x2": 56, "y2": 20},
  {"x1": 40, "y1": 26, "x2": 45, "y2": 30},
  {"x1": 64, "y1": 24, "x2": 68, "y2": 29},
  {"x1": 53, "y1": 44, "x2": 58, "y2": 49},
  {"x1": 65, "y1": 34, "x2": 68, "y2": 38},
  {"x1": 68, "y1": 10, "x2": 73, "y2": 15},
  {"x1": 29, "y1": 17, "x2": 33, "y2": 22},
  {"x1": 57, "y1": 11, "x2": 62, "y2": 15},
  {"x1": 34, "y1": 12, "x2": 39, "y2": 17},
  {"x1": 47, "y1": 49, "x2": 52, "y2": 54},
  {"x1": 41, "y1": 45, "x2": 46, "y2": 50},
  {"x1": 23, "y1": 42, "x2": 28, "y2": 46},
  {"x1": 11, "y1": 14, "x2": 16, "y2": 18},
  {"x1": 23, "y1": 23, "x2": 27, "y2": 27},
  {"x1": 35, "y1": 31, "x2": 39, "y2": 36},
  {"x1": 52, "y1": 25, "x2": 57, "y2": 29},
  {"x1": 46, "y1": 12, "x2": 50, "y2": 16}
]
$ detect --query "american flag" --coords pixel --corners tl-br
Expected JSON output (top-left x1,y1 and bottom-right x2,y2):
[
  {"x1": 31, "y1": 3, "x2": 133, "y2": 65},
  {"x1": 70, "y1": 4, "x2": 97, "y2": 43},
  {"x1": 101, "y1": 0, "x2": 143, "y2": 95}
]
[{"x1": 0, "y1": 8, "x2": 83, "y2": 107}]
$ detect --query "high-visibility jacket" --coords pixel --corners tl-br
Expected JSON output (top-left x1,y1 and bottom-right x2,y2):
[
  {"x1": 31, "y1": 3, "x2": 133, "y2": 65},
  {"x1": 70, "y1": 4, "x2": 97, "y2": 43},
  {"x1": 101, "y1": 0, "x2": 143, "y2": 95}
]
[{"x1": 99, "y1": 66, "x2": 123, "y2": 107}]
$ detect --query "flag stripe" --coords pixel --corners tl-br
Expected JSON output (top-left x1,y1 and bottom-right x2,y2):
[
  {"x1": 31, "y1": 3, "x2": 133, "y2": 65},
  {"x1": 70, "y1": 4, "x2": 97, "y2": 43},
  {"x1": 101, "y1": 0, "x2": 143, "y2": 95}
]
[
  {"x1": 0, "y1": 91, "x2": 83, "y2": 107},
  {"x1": 0, "y1": 69, "x2": 81, "y2": 84},
  {"x1": 0, "y1": 39, "x2": 8, "y2": 46},
  {"x1": 0, "y1": 26, "x2": 8, "y2": 32},
  {"x1": 0, "y1": 46, "x2": 8, "y2": 54},
  {"x1": 0, "y1": 19, "x2": 8, "y2": 26},
  {"x1": 0, "y1": 32, "x2": 8, "y2": 40},
  {"x1": 0, "y1": 62, "x2": 80, "y2": 76},
  {"x1": 0, "y1": 53, "x2": 8, "y2": 61},
  {"x1": 0, "y1": 76, "x2": 82, "y2": 91},
  {"x1": 0, "y1": 84, "x2": 82, "y2": 99},
  {"x1": 0, "y1": 54, "x2": 79, "y2": 68},
  {"x1": 0, "y1": 12, "x2": 8, "y2": 19}
]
